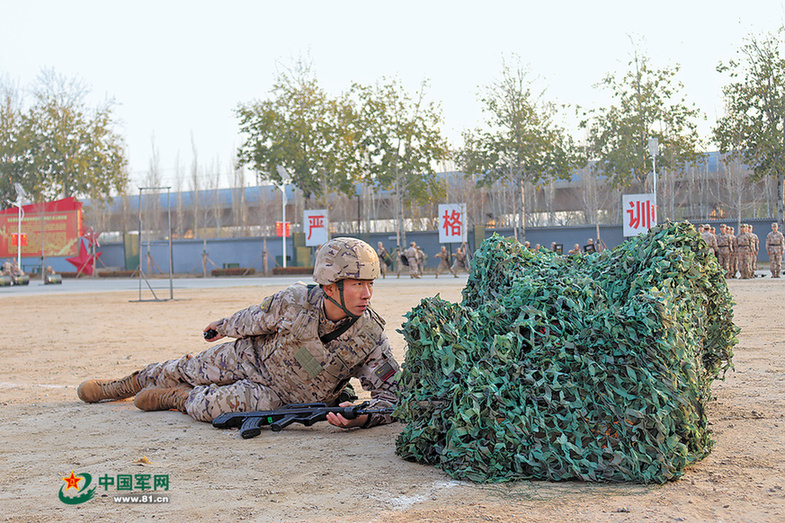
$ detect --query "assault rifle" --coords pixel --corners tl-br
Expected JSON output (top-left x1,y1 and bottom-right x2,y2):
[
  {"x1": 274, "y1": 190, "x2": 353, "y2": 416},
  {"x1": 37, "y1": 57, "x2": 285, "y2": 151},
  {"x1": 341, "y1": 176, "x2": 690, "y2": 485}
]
[{"x1": 212, "y1": 401, "x2": 395, "y2": 439}]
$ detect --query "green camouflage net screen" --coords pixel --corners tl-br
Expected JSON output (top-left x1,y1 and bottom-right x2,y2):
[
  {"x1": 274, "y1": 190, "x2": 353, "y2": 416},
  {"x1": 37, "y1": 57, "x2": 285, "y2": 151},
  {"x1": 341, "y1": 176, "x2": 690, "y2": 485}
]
[{"x1": 394, "y1": 222, "x2": 738, "y2": 484}]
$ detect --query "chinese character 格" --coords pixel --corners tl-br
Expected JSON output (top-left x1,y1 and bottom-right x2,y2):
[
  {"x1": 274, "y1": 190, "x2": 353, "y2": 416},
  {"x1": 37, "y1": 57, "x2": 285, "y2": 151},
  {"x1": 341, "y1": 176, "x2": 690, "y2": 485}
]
[{"x1": 442, "y1": 210, "x2": 463, "y2": 238}]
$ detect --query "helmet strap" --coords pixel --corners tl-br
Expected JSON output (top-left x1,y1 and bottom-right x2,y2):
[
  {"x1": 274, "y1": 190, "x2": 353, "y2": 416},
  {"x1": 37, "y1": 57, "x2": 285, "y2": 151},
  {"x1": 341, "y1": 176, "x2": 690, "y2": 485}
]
[{"x1": 324, "y1": 280, "x2": 359, "y2": 320}]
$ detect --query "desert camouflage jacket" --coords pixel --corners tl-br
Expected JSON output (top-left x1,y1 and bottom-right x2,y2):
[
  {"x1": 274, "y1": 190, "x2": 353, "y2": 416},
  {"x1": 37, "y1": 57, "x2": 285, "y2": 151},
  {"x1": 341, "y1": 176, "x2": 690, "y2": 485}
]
[{"x1": 215, "y1": 283, "x2": 399, "y2": 427}]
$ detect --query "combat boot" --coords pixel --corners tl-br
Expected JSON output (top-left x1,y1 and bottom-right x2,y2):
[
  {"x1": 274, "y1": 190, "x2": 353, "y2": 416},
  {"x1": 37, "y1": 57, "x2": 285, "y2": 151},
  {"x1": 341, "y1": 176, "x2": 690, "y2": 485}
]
[
  {"x1": 77, "y1": 371, "x2": 142, "y2": 403},
  {"x1": 134, "y1": 385, "x2": 192, "y2": 413}
]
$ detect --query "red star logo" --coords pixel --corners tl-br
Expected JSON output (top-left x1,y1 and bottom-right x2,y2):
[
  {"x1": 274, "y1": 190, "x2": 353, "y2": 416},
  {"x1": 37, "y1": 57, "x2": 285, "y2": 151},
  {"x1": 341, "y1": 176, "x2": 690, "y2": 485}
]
[
  {"x1": 62, "y1": 471, "x2": 82, "y2": 491},
  {"x1": 66, "y1": 239, "x2": 102, "y2": 276}
]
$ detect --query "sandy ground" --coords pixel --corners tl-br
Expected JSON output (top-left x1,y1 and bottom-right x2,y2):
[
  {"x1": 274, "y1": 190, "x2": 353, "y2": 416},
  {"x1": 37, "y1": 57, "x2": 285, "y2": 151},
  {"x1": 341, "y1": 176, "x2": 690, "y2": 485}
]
[{"x1": 1, "y1": 274, "x2": 784, "y2": 522}]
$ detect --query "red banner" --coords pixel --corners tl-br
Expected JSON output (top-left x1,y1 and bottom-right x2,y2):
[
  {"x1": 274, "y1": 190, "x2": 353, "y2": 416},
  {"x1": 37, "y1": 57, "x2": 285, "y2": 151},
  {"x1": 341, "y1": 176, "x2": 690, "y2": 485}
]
[
  {"x1": 276, "y1": 221, "x2": 291, "y2": 238},
  {"x1": 0, "y1": 197, "x2": 83, "y2": 257}
]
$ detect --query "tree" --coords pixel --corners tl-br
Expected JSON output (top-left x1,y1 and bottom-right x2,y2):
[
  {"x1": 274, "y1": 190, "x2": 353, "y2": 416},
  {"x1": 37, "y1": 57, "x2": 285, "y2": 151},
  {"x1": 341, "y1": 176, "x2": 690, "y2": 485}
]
[
  {"x1": 0, "y1": 80, "x2": 32, "y2": 206},
  {"x1": 352, "y1": 78, "x2": 449, "y2": 247},
  {"x1": 713, "y1": 29, "x2": 785, "y2": 224},
  {"x1": 23, "y1": 69, "x2": 128, "y2": 203},
  {"x1": 236, "y1": 59, "x2": 360, "y2": 204},
  {"x1": 582, "y1": 49, "x2": 703, "y2": 194},
  {"x1": 458, "y1": 58, "x2": 578, "y2": 241}
]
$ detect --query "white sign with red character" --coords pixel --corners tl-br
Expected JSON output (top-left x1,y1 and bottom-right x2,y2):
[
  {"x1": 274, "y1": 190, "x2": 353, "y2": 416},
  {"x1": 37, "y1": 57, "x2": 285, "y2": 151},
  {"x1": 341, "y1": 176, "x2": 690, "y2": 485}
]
[
  {"x1": 304, "y1": 209, "x2": 329, "y2": 247},
  {"x1": 622, "y1": 194, "x2": 657, "y2": 237},
  {"x1": 438, "y1": 204, "x2": 467, "y2": 244}
]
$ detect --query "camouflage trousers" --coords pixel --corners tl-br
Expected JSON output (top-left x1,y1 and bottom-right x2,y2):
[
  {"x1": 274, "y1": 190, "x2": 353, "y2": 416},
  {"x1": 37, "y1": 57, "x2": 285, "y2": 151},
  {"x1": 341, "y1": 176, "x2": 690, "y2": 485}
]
[
  {"x1": 770, "y1": 251, "x2": 783, "y2": 277},
  {"x1": 738, "y1": 250, "x2": 752, "y2": 278},
  {"x1": 138, "y1": 338, "x2": 283, "y2": 422},
  {"x1": 717, "y1": 250, "x2": 730, "y2": 277},
  {"x1": 435, "y1": 260, "x2": 455, "y2": 278}
]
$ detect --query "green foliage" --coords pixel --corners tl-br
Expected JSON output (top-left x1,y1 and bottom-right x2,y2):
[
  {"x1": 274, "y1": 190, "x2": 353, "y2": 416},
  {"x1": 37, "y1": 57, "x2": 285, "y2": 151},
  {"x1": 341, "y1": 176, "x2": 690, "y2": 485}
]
[
  {"x1": 395, "y1": 222, "x2": 737, "y2": 484},
  {"x1": 352, "y1": 78, "x2": 449, "y2": 206},
  {"x1": 0, "y1": 70, "x2": 128, "y2": 206},
  {"x1": 457, "y1": 58, "x2": 579, "y2": 240},
  {"x1": 713, "y1": 29, "x2": 785, "y2": 221},
  {"x1": 459, "y1": 60, "x2": 578, "y2": 190},
  {"x1": 236, "y1": 59, "x2": 360, "y2": 201},
  {"x1": 581, "y1": 50, "x2": 704, "y2": 190}
]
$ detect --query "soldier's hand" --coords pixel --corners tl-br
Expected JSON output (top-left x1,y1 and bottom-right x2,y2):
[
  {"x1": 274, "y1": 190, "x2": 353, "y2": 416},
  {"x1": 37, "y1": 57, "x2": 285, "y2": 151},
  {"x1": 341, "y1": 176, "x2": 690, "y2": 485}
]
[
  {"x1": 203, "y1": 322, "x2": 224, "y2": 342},
  {"x1": 326, "y1": 401, "x2": 368, "y2": 429}
]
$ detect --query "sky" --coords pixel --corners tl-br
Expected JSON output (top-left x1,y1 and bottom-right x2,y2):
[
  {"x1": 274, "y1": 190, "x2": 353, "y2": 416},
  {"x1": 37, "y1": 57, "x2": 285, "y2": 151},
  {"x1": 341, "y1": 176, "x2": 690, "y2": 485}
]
[{"x1": 2, "y1": 0, "x2": 785, "y2": 190}]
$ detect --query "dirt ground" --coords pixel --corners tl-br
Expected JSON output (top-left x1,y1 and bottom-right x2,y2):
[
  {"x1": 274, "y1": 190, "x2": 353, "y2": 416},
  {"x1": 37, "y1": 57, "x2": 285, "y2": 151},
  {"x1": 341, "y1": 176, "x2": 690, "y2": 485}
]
[{"x1": 1, "y1": 275, "x2": 784, "y2": 522}]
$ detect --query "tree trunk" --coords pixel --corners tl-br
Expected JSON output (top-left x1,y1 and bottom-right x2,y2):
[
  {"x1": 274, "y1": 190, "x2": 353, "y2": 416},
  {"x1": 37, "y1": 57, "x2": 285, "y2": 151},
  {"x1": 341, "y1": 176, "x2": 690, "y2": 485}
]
[
  {"x1": 778, "y1": 172, "x2": 784, "y2": 225},
  {"x1": 519, "y1": 177, "x2": 526, "y2": 244}
]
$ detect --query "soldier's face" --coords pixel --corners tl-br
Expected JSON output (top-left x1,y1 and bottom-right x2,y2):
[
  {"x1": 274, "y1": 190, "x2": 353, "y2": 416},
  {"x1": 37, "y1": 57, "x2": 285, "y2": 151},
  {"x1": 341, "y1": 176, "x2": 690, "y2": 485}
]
[{"x1": 325, "y1": 278, "x2": 374, "y2": 318}]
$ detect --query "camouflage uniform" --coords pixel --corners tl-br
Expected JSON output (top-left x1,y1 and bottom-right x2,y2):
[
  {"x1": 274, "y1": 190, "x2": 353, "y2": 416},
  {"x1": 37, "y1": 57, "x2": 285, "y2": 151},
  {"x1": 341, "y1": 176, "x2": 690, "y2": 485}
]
[
  {"x1": 729, "y1": 228, "x2": 738, "y2": 278},
  {"x1": 750, "y1": 227, "x2": 760, "y2": 272},
  {"x1": 137, "y1": 283, "x2": 399, "y2": 424},
  {"x1": 434, "y1": 248, "x2": 456, "y2": 278},
  {"x1": 377, "y1": 244, "x2": 390, "y2": 279},
  {"x1": 737, "y1": 225, "x2": 753, "y2": 279},
  {"x1": 700, "y1": 225, "x2": 717, "y2": 259},
  {"x1": 415, "y1": 246, "x2": 426, "y2": 277},
  {"x1": 766, "y1": 224, "x2": 785, "y2": 278},
  {"x1": 404, "y1": 244, "x2": 419, "y2": 278},
  {"x1": 451, "y1": 248, "x2": 468, "y2": 274},
  {"x1": 716, "y1": 226, "x2": 731, "y2": 278}
]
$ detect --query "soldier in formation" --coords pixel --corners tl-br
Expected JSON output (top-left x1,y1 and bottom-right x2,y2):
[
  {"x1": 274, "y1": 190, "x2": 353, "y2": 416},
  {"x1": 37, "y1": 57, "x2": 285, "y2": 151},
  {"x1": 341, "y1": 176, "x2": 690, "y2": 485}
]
[
  {"x1": 729, "y1": 226, "x2": 738, "y2": 278},
  {"x1": 434, "y1": 246, "x2": 457, "y2": 278},
  {"x1": 77, "y1": 238, "x2": 399, "y2": 429},
  {"x1": 716, "y1": 224, "x2": 732, "y2": 278},
  {"x1": 699, "y1": 224, "x2": 718, "y2": 259},
  {"x1": 750, "y1": 225, "x2": 760, "y2": 273},
  {"x1": 766, "y1": 222, "x2": 785, "y2": 278},
  {"x1": 736, "y1": 224, "x2": 755, "y2": 278}
]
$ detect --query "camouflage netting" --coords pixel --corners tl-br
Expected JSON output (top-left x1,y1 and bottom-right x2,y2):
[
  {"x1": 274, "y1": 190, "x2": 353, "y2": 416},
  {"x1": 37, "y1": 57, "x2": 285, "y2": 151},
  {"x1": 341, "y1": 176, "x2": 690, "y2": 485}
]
[{"x1": 394, "y1": 221, "x2": 738, "y2": 484}]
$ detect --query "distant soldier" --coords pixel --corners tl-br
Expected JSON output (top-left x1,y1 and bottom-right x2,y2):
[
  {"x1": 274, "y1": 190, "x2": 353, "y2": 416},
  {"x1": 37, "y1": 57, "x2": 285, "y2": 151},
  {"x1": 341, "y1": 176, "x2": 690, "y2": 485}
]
[
  {"x1": 451, "y1": 246, "x2": 469, "y2": 274},
  {"x1": 434, "y1": 246, "x2": 457, "y2": 278},
  {"x1": 404, "y1": 242, "x2": 419, "y2": 279},
  {"x1": 716, "y1": 224, "x2": 731, "y2": 277},
  {"x1": 395, "y1": 247, "x2": 406, "y2": 279},
  {"x1": 377, "y1": 242, "x2": 391, "y2": 279},
  {"x1": 1, "y1": 259, "x2": 11, "y2": 275},
  {"x1": 766, "y1": 222, "x2": 785, "y2": 278},
  {"x1": 700, "y1": 224, "x2": 718, "y2": 259},
  {"x1": 750, "y1": 225, "x2": 760, "y2": 273},
  {"x1": 729, "y1": 226, "x2": 738, "y2": 278},
  {"x1": 737, "y1": 224, "x2": 753, "y2": 279},
  {"x1": 415, "y1": 245, "x2": 426, "y2": 277}
]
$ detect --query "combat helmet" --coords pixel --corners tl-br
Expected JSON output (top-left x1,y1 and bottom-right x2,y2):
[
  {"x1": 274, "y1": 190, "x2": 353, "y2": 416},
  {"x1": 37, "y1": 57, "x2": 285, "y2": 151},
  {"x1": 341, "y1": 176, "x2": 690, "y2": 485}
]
[{"x1": 313, "y1": 237, "x2": 380, "y2": 285}]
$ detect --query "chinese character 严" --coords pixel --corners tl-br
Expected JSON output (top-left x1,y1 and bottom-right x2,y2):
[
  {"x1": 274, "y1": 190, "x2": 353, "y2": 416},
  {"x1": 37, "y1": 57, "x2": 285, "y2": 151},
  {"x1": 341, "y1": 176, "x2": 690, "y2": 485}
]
[{"x1": 308, "y1": 215, "x2": 325, "y2": 240}]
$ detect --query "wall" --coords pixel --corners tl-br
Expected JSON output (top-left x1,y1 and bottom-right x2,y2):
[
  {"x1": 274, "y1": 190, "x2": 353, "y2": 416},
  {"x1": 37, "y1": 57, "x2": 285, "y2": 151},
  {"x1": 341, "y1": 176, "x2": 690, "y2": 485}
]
[{"x1": 26, "y1": 219, "x2": 780, "y2": 275}]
